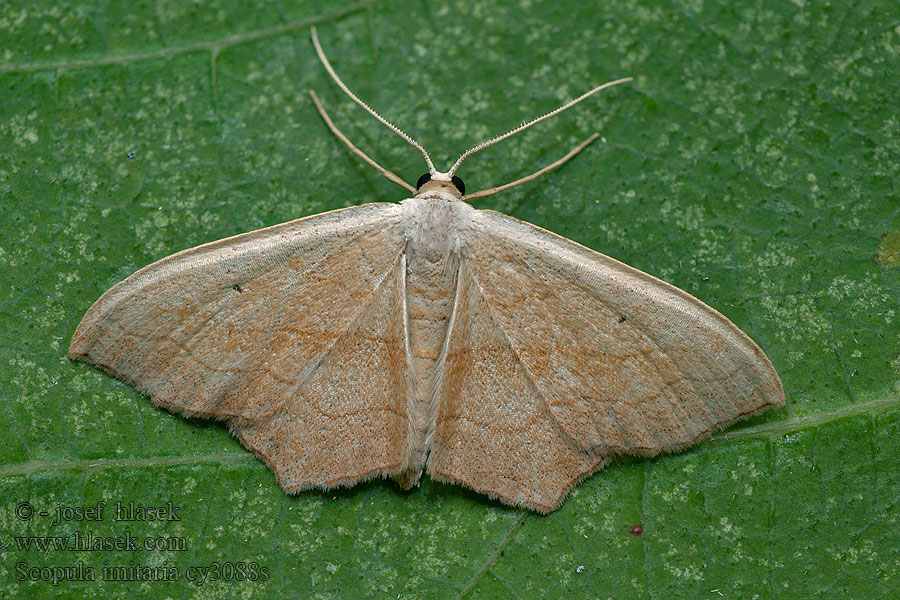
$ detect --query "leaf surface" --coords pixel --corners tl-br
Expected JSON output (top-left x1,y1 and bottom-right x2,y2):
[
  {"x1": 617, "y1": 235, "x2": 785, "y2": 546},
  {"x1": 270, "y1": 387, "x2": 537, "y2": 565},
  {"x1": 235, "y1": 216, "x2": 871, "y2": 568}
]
[{"x1": 1, "y1": 0, "x2": 898, "y2": 598}]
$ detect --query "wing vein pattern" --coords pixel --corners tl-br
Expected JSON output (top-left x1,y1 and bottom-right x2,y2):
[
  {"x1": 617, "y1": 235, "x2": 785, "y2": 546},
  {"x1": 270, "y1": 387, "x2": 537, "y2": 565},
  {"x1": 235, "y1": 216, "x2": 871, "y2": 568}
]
[
  {"x1": 427, "y1": 207, "x2": 784, "y2": 512},
  {"x1": 70, "y1": 202, "x2": 414, "y2": 490}
]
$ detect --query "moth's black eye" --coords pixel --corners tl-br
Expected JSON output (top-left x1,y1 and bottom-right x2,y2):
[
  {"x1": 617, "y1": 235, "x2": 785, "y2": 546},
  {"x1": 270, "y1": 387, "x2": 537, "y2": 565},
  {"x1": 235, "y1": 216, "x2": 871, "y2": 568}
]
[
  {"x1": 416, "y1": 173, "x2": 431, "y2": 189},
  {"x1": 451, "y1": 176, "x2": 465, "y2": 195}
]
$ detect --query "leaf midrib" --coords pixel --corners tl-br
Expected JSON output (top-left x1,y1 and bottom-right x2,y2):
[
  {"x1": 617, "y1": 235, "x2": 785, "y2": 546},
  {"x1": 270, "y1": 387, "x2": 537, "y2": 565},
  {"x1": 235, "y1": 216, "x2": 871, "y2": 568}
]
[
  {"x1": 0, "y1": 0, "x2": 378, "y2": 74},
  {"x1": 1, "y1": 394, "x2": 896, "y2": 479}
]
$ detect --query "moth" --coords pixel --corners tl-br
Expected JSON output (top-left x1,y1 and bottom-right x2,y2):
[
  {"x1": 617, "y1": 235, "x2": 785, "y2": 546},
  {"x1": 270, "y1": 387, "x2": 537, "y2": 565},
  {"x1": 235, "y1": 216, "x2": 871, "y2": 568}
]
[{"x1": 69, "y1": 28, "x2": 785, "y2": 513}]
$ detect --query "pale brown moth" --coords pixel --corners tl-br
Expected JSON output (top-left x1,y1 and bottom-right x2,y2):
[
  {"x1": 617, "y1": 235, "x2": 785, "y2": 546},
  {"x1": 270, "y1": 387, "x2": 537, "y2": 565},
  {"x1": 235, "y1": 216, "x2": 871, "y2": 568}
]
[{"x1": 69, "y1": 28, "x2": 785, "y2": 513}]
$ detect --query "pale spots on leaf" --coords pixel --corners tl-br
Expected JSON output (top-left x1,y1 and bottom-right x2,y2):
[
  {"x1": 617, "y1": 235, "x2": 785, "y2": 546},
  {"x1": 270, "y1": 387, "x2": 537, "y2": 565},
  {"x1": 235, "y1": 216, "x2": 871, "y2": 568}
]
[
  {"x1": 826, "y1": 273, "x2": 893, "y2": 315},
  {"x1": 753, "y1": 241, "x2": 798, "y2": 268},
  {"x1": 1, "y1": 111, "x2": 40, "y2": 147}
]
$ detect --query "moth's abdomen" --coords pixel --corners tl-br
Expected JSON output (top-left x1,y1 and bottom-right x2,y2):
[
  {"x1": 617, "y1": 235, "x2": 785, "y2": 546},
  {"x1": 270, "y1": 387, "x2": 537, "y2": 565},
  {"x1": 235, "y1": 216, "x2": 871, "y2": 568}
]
[
  {"x1": 406, "y1": 252, "x2": 459, "y2": 387},
  {"x1": 394, "y1": 197, "x2": 463, "y2": 487},
  {"x1": 397, "y1": 249, "x2": 458, "y2": 488}
]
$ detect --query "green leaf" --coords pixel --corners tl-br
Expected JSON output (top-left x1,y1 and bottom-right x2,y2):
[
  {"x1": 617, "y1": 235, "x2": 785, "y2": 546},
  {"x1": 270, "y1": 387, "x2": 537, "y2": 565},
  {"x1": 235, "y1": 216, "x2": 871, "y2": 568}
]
[{"x1": 1, "y1": 0, "x2": 898, "y2": 598}]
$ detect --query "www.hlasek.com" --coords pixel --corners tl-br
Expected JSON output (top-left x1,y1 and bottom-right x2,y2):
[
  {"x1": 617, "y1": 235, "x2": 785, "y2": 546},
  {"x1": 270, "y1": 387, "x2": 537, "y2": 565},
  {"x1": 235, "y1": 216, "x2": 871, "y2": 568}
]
[{"x1": 14, "y1": 529, "x2": 186, "y2": 552}]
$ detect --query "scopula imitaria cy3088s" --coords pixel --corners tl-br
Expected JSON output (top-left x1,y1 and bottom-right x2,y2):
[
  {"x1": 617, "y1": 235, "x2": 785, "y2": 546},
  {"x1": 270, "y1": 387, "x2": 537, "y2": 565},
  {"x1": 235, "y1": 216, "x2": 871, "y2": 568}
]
[{"x1": 69, "y1": 27, "x2": 785, "y2": 513}]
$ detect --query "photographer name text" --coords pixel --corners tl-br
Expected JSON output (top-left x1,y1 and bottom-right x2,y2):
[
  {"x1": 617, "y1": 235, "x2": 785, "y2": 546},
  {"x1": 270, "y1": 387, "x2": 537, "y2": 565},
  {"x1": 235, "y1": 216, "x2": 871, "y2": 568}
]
[{"x1": 15, "y1": 501, "x2": 181, "y2": 525}]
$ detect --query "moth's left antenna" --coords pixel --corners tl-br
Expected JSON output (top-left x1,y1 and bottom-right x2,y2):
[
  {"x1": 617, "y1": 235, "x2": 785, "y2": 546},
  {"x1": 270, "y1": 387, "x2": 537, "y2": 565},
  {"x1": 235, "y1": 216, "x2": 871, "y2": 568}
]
[
  {"x1": 308, "y1": 89, "x2": 415, "y2": 192},
  {"x1": 311, "y1": 27, "x2": 437, "y2": 178}
]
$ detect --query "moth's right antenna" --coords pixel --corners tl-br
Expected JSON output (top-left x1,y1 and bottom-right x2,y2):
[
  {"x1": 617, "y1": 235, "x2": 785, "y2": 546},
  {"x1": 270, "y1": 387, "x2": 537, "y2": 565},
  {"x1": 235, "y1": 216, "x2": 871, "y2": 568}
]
[
  {"x1": 311, "y1": 26, "x2": 437, "y2": 176},
  {"x1": 448, "y1": 76, "x2": 633, "y2": 179}
]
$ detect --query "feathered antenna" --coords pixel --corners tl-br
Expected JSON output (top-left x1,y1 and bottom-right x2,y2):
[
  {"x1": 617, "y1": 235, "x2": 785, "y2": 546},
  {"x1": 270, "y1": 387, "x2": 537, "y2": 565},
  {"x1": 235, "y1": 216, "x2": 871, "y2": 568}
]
[
  {"x1": 310, "y1": 26, "x2": 633, "y2": 199},
  {"x1": 311, "y1": 27, "x2": 437, "y2": 176},
  {"x1": 447, "y1": 77, "x2": 633, "y2": 178}
]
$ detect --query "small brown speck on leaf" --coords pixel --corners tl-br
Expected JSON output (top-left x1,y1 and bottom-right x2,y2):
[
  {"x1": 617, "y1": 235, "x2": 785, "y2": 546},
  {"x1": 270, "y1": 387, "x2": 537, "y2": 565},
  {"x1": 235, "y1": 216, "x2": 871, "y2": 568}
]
[
  {"x1": 629, "y1": 524, "x2": 644, "y2": 536},
  {"x1": 876, "y1": 230, "x2": 900, "y2": 267}
]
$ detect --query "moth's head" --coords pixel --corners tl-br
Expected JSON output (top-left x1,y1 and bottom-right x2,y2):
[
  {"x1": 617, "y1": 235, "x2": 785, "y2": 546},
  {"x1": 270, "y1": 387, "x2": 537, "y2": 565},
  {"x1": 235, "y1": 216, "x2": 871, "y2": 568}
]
[{"x1": 414, "y1": 172, "x2": 465, "y2": 200}]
